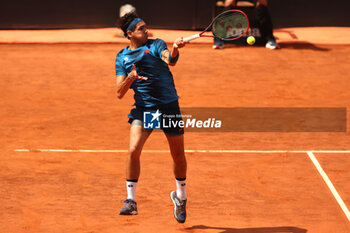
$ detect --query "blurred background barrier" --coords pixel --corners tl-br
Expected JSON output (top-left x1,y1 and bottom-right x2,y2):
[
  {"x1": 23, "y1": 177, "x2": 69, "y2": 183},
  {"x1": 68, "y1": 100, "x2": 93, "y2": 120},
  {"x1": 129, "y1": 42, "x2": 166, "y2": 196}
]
[{"x1": 0, "y1": 0, "x2": 349, "y2": 30}]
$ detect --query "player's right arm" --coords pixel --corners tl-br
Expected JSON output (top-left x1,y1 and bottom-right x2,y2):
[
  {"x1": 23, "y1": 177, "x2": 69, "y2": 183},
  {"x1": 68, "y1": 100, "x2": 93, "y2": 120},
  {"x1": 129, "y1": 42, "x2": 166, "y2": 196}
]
[
  {"x1": 161, "y1": 37, "x2": 186, "y2": 66},
  {"x1": 116, "y1": 64, "x2": 148, "y2": 99}
]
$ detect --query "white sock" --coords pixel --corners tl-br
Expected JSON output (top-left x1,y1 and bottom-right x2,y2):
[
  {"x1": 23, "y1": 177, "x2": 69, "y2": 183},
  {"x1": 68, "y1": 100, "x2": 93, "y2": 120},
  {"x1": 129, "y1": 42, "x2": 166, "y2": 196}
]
[
  {"x1": 126, "y1": 181, "x2": 137, "y2": 201},
  {"x1": 176, "y1": 178, "x2": 187, "y2": 201}
]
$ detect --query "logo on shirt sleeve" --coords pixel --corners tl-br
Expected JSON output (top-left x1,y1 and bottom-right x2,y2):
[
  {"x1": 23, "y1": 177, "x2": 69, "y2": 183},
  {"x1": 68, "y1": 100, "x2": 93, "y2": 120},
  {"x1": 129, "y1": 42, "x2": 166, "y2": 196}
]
[{"x1": 123, "y1": 57, "x2": 129, "y2": 65}]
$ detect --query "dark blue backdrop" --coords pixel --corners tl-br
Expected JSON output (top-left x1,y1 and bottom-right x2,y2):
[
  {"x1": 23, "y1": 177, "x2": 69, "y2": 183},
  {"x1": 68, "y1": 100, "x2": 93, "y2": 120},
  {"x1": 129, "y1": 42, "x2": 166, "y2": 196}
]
[{"x1": 0, "y1": 0, "x2": 349, "y2": 29}]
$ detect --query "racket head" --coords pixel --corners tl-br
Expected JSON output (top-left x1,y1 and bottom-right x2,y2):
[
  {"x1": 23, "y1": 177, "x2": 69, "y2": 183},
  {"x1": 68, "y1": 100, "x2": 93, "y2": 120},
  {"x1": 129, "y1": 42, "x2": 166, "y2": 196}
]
[{"x1": 211, "y1": 10, "x2": 249, "y2": 41}]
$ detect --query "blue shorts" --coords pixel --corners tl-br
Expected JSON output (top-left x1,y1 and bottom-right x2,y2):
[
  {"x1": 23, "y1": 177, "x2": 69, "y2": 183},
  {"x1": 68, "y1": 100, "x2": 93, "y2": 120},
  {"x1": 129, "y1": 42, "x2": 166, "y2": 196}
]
[{"x1": 128, "y1": 100, "x2": 184, "y2": 136}]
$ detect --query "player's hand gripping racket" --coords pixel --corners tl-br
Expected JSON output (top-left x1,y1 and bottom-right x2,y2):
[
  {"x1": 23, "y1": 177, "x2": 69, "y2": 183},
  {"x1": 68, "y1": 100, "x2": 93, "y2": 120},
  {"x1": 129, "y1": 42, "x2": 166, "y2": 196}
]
[{"x1": 183, "y1": 9, "x2": 249, "y2": 42}]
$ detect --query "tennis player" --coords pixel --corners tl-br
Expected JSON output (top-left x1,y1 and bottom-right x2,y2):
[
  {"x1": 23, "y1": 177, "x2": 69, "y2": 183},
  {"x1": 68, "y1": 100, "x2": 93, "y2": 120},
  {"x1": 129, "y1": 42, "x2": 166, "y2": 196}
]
[{"x1": 115, "y1": 12, "x2": 188, "y2": 223}]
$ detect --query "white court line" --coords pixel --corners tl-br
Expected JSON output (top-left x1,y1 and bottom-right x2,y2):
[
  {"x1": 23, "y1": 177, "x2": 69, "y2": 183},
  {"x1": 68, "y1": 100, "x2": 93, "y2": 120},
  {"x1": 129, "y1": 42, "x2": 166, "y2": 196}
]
[
  {"x1": 12, "y1": 148, "x2": 350, "y2": 222},
  {"x1": 14, "y1": 149, "x2": 128, "y2": 153},
  {"x1": 13, "y1": 149, "x2": 350, "y2": 153},
  {"x1": 307, "y1": 151, "x2": 350, "y2": 222}
]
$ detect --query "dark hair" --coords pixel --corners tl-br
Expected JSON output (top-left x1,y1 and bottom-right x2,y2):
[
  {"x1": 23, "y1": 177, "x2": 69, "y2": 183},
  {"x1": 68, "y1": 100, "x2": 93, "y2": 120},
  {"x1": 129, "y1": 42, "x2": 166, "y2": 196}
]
[{"x1": 119, "y1": 12, "x2": 139, "y2": 37}]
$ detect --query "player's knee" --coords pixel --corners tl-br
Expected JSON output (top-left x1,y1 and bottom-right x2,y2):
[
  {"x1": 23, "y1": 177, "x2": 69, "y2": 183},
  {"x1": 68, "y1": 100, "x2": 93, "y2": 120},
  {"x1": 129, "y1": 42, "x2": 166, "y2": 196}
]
[{"x1": 129, "y1": 146, "x2": 141, "y2": 158}]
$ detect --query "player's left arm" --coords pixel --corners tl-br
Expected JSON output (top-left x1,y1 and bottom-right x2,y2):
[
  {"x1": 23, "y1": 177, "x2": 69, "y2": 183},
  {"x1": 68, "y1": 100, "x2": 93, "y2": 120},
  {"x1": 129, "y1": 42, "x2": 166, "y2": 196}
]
[{"x1": 161, "y1": 37, "x2": 186, "y2": 66}]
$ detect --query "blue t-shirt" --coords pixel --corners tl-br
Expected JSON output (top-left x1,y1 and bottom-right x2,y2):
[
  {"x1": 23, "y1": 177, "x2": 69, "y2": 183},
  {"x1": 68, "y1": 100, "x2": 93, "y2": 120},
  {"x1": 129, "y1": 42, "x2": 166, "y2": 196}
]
[{"x1": 115, "y1": 39, "x2": 179, "y2": 107}]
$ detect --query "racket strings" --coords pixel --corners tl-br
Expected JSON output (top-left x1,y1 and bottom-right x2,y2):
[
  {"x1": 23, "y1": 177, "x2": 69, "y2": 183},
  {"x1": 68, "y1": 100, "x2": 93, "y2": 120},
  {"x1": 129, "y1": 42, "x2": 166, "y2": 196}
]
[{"x1": 212, "y1": 12, "x2": 248, "y2": 40}]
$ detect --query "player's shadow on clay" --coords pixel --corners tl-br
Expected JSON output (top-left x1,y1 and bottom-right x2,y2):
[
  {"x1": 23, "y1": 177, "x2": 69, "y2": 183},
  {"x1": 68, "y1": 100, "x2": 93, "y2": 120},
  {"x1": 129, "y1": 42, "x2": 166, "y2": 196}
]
[
  {"x1": 279, "y1": 42, "x2": 330, "y2": 51},
  {"x1": 185, "y1": 225, "x2": 307, "y2": 233}
]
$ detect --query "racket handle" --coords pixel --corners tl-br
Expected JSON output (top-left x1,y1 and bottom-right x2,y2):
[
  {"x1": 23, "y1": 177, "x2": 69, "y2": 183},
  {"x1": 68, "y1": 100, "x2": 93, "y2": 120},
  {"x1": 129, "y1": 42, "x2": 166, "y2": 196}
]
[{"x1": 183, "y1": 33, "x2": 200, "y2": 42}]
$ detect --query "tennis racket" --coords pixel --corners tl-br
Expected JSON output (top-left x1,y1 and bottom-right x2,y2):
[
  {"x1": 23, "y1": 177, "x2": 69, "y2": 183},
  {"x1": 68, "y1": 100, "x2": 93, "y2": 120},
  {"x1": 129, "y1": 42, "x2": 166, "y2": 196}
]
[{"x1": 183, "y1": 9, "x2": 249, "y2": 42}]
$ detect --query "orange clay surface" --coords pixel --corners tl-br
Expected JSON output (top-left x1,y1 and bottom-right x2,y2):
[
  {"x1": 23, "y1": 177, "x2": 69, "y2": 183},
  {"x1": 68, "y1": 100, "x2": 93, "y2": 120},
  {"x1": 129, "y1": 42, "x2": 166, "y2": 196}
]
[{"x1": 0, "y1": 28, "x2": 350, "y2": 233}]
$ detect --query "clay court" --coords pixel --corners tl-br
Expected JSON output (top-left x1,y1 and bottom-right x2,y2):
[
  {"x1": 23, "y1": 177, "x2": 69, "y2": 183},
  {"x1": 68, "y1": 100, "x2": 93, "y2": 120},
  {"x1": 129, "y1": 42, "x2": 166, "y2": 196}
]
[{"x1": 0, "y1": 27, "x2": 350, "y2": 233}]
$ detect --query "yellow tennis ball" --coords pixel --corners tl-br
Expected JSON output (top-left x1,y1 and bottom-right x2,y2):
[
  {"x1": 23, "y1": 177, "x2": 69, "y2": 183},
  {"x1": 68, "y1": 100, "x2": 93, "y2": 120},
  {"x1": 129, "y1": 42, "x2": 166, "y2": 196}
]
[{"x1": 247, "y1": 36, "x2": 255, "y2": 45}]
